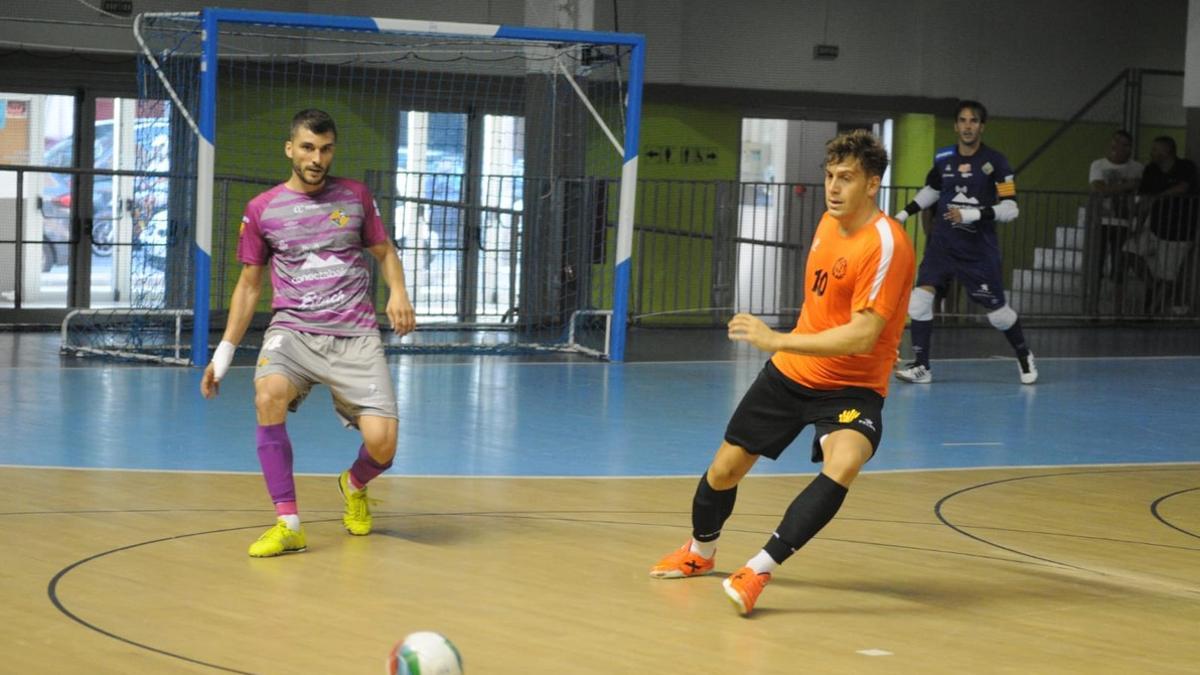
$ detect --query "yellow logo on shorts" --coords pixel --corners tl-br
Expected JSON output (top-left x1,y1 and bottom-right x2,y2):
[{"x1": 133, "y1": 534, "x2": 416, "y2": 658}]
[
  {"x1": 838, "y1": 409, "x2": 861, "y2": 423},
  {"x1": 330, "y1": 209, "x2": 350, "y2": 227},
  {"x1": 257, "y1": 357, "x2": 270, "y2": 367}
]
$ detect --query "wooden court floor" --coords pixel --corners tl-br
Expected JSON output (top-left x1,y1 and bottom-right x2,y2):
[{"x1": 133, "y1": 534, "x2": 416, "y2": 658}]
[{"x1": 2, "y1": 464, "x2": 1197, "y2": 674}]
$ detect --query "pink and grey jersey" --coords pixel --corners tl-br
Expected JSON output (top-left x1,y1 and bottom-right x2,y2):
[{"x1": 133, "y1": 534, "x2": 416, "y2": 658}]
[{"x1": 237, "y1": 177, "x2": 389, "y2": 336}]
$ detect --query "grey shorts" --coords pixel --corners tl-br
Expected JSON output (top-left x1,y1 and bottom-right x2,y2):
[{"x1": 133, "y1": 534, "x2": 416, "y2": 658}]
[{"x1": 254, "y1": 326, "x2": 398, "y2": 427}]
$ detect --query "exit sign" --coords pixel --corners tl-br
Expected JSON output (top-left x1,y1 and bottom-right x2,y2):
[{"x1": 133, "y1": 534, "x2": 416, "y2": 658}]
[{"x1": 101, "y1": 0, "x2": 133, "y2": 16}]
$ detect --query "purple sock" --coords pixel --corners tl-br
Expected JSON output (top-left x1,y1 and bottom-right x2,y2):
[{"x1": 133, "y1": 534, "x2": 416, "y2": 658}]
[
  {"x1": 348, "y1": 443, "x2": 392, "y2": 489},
  {"x1": 256, "y1": 423, "x2": 296, "y2": 506}
]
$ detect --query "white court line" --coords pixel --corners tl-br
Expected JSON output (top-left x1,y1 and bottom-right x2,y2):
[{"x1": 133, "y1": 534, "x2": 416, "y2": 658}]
[
  {"x1": 5, "y1": 353, "x2": 1200, "y2": 371},
  {"x1": 2, "y1": 460, "x2": 1197, "y2": 480},
  {"x1": 2, "y1": 353, "x2": 1200, "y2": 372}
]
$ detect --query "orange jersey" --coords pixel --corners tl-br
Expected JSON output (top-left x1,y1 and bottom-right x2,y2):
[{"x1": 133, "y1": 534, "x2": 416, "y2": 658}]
[{"x1": 771, "y1": 211, "x2": 915, "y2": 396}]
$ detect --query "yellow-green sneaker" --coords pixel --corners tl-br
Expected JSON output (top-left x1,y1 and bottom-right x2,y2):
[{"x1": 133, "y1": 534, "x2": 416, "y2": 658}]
[
  {"x1": 247, "y1": 519, "x2": 307, "y2": 557},
  {"x1": 338, "y1": 470, "x2": 373, "y2": 536}
]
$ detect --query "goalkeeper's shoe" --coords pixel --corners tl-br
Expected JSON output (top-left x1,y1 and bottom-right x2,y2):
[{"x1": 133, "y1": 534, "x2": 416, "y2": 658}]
[
  {"x1": 1018, "y1": 351, "x2": 1039, "y2": 385},
  {"x1": 248, "y1": 519, "x2": 307, "y2": 557},
  {"x1": 895, "y1": 362, "x2": 932, "y2": 384},
  {"x1": 649, "y1": 541, "x2": 715, "y2": 579},
  {"x1": 338, "y1": 470, "x2": 373, "y2": 536}
]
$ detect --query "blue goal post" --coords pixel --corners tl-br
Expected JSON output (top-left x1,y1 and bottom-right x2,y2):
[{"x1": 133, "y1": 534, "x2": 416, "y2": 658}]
[{"x1": 134, "y1": 8, "x2": 645, "y2": 364}]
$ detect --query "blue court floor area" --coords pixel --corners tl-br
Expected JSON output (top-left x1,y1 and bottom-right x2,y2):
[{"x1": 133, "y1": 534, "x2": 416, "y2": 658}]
[{"x1": 3, "y1": 352, "x2": 1198, "y2": 476}]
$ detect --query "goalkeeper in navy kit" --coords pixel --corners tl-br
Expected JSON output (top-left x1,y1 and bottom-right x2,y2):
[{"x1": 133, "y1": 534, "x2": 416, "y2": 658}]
[{"x1": 893, "y1": 100, "x2": 1037, "y2": 385}]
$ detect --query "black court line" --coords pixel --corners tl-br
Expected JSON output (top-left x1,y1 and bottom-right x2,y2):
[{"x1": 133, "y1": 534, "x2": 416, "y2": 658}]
[
  {"x1": 942, "y1": 523, "x2": 1200, "y2": 552},
  {"x1": 46, "y1": 506, "x2": 1055, "y2": 672},
  {"x1": 425, "y1": 510, "x2": 1060, "y2": 568},
  {"x1": 935, "y1": 466, "x2": 1199, "y2": 574},
  {"x1": 47, "y1": 469, "x2": 1199, "y2": 673},
  {"x1": 1, "y1": 507, "x2": 345, "y2": 518},
  {"x1": 47, "y1": 517, "x2": 345, "y2": 675},
  {"x1": 49, "y1": 526, "x2": 272, "y2": 674},
  {"x1": 1150, "y1": 486, "x2": 1200, "y2": 540}
]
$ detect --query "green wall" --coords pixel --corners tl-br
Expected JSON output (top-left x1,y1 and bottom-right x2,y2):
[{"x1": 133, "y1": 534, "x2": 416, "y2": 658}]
[
  {"x1": 636, "y1": 102, "x2": 740, "y2": 180},
  {"x1": 893, "y1": 114, "x2": 936, "y2": 190},
  {"x1": 921, "y1": 116, "x2": 1185, "y2": 192},
  {"x1": 211, "y1": 83, "x2": 396, "y2": 312},
  {"x1": 206, "y1": 79, "x2": 1187, "y2": 324},
  {"x1": 617, "y1": 102, "x2": 739, "y2": 322},
  {"x1": 608, "y1": 100, "x2": 1190, "y2": 322},
  {"x1": 908, "y1": 115, "x2": 1185, "y2": 294}
]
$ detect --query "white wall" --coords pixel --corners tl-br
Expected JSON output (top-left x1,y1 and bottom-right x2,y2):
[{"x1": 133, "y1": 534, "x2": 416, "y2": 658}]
[
  {"x1": 0, "y1": 0, "x2": 1187, "y2": 122},
  {"x1": 612, "y1": 0, "x2": 1186, "y2": 122},
  {"x1": 1186, "y1": 0, "x2": 1200, "y2": 106}
]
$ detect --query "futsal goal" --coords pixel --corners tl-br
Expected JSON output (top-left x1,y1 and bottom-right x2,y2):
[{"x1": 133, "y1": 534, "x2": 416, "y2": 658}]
[{"x1": 78, "y1": 8, "x2": 644, "y2": 364}]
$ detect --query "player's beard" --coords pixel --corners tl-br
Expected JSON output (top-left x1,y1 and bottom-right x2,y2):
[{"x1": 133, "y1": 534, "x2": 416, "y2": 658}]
[{"x1": 293, "y1": 160, "x2": 328, "y2": 187}]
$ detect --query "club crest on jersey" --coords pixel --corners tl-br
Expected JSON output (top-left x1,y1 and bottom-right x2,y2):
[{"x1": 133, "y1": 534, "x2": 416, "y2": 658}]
[
  {"x1": 838, "y1": 408, "x2": 861, "y2": 424},
  {"x1": 330, "y1": 209, "x2": 350, "y2": 227},
  {"x1": 832, "y1": 257, "x2": 848, "y2": 279},
  {"x1": 982, "y1": 162, "x2": 994, "y2": 175}
]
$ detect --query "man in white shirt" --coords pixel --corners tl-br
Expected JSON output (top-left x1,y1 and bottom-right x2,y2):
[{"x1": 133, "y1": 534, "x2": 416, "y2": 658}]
[{"x1": 1088, "y1": 130, "x2": 1143, "y2": 289}]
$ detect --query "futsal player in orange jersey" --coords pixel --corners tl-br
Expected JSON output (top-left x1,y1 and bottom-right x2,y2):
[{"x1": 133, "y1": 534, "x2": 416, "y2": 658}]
[{"x1": 649, "y1": 129, "x2": 915, "y2": 616}]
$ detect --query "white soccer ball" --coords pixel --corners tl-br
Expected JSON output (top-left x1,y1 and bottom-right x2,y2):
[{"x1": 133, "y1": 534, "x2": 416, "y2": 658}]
[{"x1": 387, "y1": 631, "x2": 463, "y2": 675}]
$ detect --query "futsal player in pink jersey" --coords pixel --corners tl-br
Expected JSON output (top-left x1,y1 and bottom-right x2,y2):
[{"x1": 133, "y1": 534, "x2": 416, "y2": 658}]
[{"x1": 201, "y1": 109, "x2": 416, "y2": 557}]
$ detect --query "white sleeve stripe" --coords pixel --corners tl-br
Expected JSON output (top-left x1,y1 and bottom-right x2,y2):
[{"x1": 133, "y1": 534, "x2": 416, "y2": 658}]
[{"x1": 869, "y1": 216, "x2": 895, "y2": 302}]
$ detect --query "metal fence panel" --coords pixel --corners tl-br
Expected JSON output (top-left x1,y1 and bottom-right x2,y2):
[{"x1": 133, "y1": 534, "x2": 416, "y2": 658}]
[{"x1": 628, "y1": 181, "x2": 1200, "y2": 327}]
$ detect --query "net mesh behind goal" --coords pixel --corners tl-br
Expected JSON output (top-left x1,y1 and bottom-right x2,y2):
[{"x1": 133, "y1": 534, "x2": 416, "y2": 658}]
[{"x1": 122, "y1": 11, "x2": 638, "y2": 362}]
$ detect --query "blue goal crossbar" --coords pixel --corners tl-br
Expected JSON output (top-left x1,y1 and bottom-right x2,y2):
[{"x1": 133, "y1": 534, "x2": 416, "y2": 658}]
[{"x1": 189, "y1": 8, "x2": 645, "y2": 365}]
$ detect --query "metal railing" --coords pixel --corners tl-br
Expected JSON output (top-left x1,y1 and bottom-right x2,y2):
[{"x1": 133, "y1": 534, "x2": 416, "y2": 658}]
[
  {"x1": 627, "y1": 182, "x2": 1200, "y2": 326},
  {"x1": 7, "y1": 172, "x2": 1198, "y2": 329},
  {"x1": 0, "y1": 163, "x2": 185, "y2": 311},
  {"x1": 1016, "y1": 68, "x2": 1183, "y2": 177}
]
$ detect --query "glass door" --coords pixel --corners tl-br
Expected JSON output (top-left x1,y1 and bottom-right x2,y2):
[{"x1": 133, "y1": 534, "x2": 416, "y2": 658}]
[
  {"x1": 392, "y1": 110, "x2": 526, "y2": 323},
  {"x1": 0, "y1": 92, "x2": 75, "y2": 308},
  {"x1": 395, "y1": 111, "x2": 467, "y2": 321},
  {"x1": 95, "y1": 97, "x2": 171, "y2": 308},
  {"x1": 477, "y1": 114, "x2": 524, "y2": 321}
]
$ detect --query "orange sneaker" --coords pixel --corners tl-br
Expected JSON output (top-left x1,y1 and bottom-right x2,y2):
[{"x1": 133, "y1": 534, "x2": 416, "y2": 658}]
[
  {"x1": 649, "y1": 541, "x2": 715, "y2": 579},
  {"x1": 723, "y1": 566, "x2": 771, "y2": 616}
]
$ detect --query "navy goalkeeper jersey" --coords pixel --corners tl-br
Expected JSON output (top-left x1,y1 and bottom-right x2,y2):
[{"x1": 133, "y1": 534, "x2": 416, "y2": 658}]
[{"x1": 926, "y1": 143, "x2": 1017, "y2": 256}]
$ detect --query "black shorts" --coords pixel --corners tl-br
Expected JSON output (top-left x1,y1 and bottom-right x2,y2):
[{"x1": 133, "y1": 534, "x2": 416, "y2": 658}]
[
  {"x1": 916, "y1": 242, "x2": 1007, "y2": 310},
  {"x1": 724, "y1": 360, "x2": 885, "y2": 462}
]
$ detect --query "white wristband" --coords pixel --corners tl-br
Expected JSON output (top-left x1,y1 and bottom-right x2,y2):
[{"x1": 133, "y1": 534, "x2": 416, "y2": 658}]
[
  {"x1": 212, "y1": 340, "x2": 236, "y2": 381},
  {"x1": 893, "y1": 210, "x2": 909, "y2": 224}
]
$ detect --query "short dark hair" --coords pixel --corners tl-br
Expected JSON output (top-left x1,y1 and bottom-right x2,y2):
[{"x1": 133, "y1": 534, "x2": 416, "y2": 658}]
[
  {"x1": 1113, "y1": 129, "x2": 1133, "y2": 143},
  {"x1": 956, "y1": 99, "x2": 988, "y2": 124},
  {"x1": 290, "y1": 108, "x2": 337, "y2": 140},
  {"x1": 1153, "y1": 135, "x2": 1177, "y2": 156},
  {"x1": 824, "y1": 129, "x2": 889, "y2": 179}
]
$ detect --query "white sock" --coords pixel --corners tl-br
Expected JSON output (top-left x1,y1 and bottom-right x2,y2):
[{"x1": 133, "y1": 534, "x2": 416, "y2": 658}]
[
  {"x1": 279, "y1": 514, "x2": 301, "y2": 531},
  {"x1": 746, "y1": 549, "x2": 778, "y2": 575},
  {"x1": 689, "y1": 538, "x2": 717, "y2": 559}
]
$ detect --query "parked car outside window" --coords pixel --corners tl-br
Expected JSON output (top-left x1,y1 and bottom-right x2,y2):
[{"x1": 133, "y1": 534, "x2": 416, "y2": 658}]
[{"x1": 37, "y1": 119, "x2": 170, "y2": 271}]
